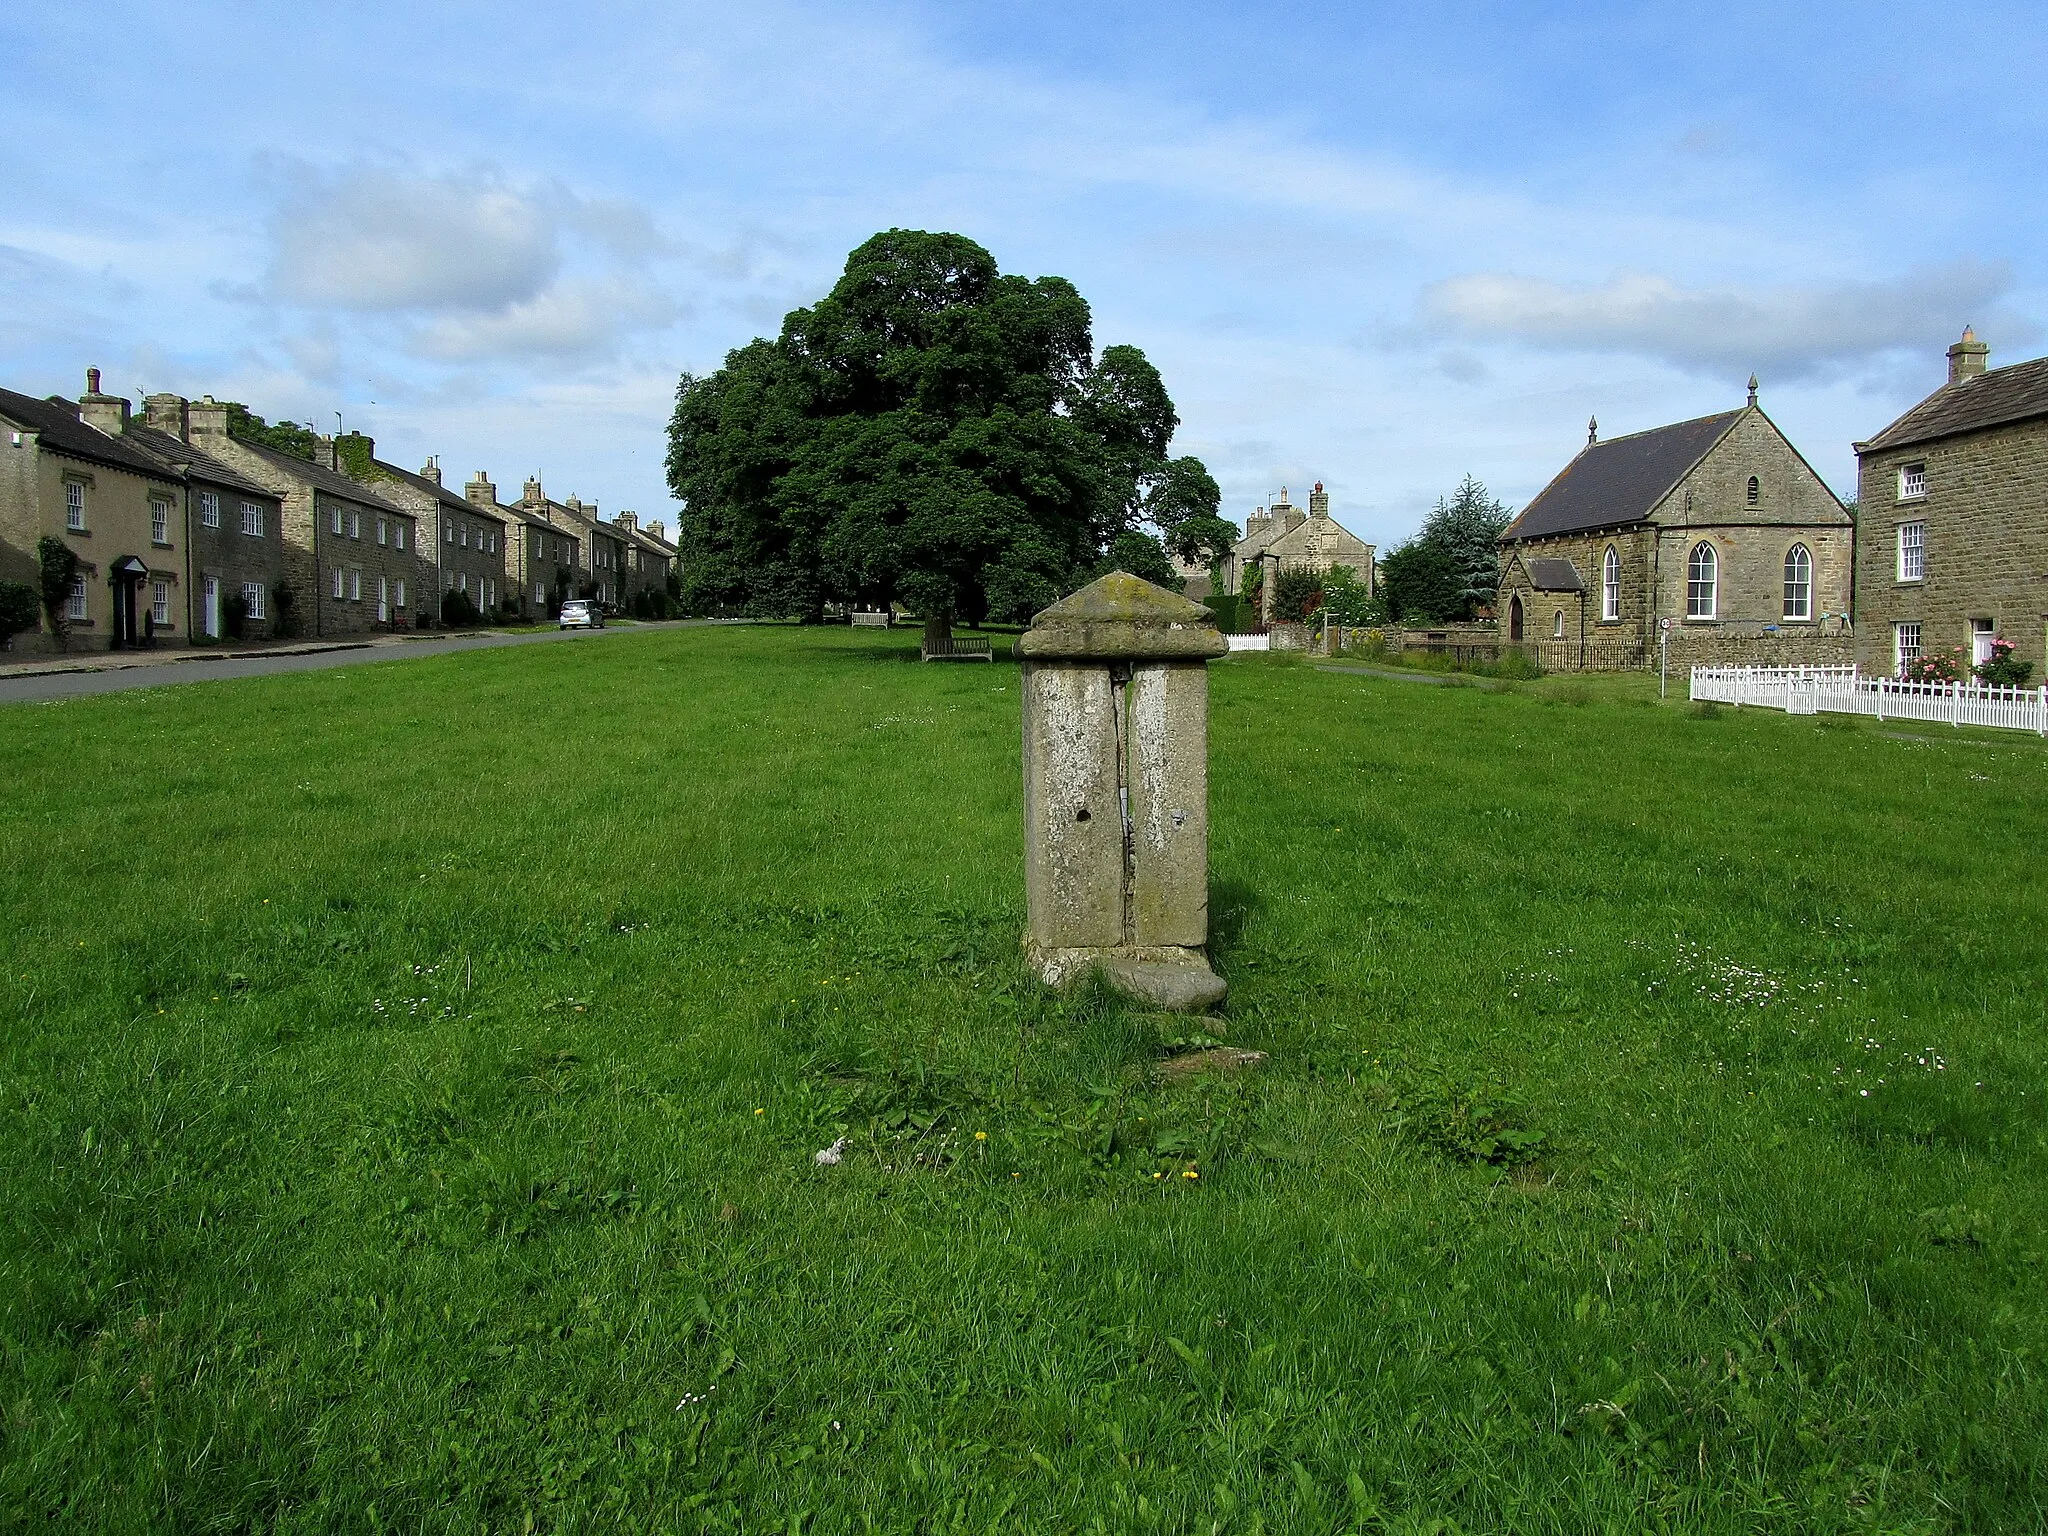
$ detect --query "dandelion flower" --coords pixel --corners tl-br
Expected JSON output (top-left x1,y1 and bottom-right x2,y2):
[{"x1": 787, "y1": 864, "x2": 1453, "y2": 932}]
[
  {"x1": 974, "y1": 1131, "x2": 987, "y2": 1141},
  {"x1": 754, "y1": 1108, "x2": 765, "y2": 1115},
  {"x1": 1183, "y1": 1170, "x2": 1199, "y2": 1180}
]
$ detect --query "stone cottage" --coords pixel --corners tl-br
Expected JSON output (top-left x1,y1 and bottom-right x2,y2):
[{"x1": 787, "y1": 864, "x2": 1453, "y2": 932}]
[
  {"x1": 188, "y1": 401, "x2": 420, "y2": 637},
  {"x1": 519, "y1": 479, "x2": 628, "y2": 609},
  {"x1": 1496, "y1": 382, "x2": 1853, "y2": 670},
  {"x1": 0, "y1": 372, "x2": 189, "y2": 652},
  {"x1": 333, "y1": 439, "x2": 508, "y2": 623},
  {"x1": 1853, "y1": 329, "x2": 2048, "y2": 679},
  {"x1": 129, "y1": 396, "x2": 290, "y2": 642},
  {"x1": 467, "y1": 471, "x2": 578, "y2": 620},
  {"x1": 1217, "y1": 484, "x2": 1375, "y2": 621}
]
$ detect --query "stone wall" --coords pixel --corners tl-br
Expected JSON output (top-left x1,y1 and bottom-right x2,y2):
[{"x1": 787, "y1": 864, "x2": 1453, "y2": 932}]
[{"x1": 1856, "y1": 416, "x2": 2048, "y2": 678}]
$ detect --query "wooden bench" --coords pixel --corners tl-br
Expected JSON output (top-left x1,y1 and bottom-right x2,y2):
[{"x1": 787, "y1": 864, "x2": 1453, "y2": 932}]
[
  {"x1": 849, "y1": 610, "x2": 892, "y2": 628},
  {"x1": 920, "y1": 636, "x2": 994, "y2": 662}
]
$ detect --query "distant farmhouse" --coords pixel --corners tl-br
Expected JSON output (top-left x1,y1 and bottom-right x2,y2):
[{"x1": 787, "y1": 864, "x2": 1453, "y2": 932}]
[
  {"x1": 1215, "y1": 484, "x2": 1375, "y2": 623},
  {"x1": 1496, "y1": 382, "x2": 1852, "y2": 670},
  {"x1": 1854, "y1": 329, "x2": 2048, "y2": 679}
]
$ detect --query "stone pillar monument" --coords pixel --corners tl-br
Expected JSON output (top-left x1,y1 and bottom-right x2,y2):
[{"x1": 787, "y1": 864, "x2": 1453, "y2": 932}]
[{"x1": 1018, "y1": 572, "x2": 1229, "y2": 1011}]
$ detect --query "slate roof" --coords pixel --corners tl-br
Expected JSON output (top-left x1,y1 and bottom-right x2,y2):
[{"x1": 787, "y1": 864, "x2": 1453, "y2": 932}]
[
  {"x1": 120, "y1": 423, "x2": 276, "y2": 499},
  {"x1": 1525, "y1": 557, "x2": 1585, "y2": 592},
  {"x1": 1501, "y1": 411, "x2": 1743, "y2": 542},
  {"x1": 369, "y1": 459, "x2": 507, "y2": 520},
  {"x1": 229, "y1": 435, "x2": 409, "y2": 513},
  {"x1": 1860, "y1": 355, "x2": 2048, "y2": 453},
  {"x1": 0, "y1": 388, "x2": 179, "y2": 480}
]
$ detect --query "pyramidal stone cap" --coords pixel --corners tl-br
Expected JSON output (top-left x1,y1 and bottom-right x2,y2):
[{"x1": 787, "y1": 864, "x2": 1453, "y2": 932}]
[{"x1": 1017, "y1": 571, "x2": 1228, "y2": 660}]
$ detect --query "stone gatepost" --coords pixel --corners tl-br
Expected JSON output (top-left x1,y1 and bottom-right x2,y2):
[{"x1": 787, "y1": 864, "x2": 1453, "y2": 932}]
[{"x1": 1019, "y1": 572, "x2": 1229, "y2": 1011}]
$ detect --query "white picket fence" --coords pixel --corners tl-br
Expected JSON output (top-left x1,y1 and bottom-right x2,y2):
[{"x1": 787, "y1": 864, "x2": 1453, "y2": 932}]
[
  {"x1": 1691, "y1": 665, "x2": 2048, "y2": 735},
  {"x1": 1225, "y1": 633, "x2": 1270, "y2": 652}
]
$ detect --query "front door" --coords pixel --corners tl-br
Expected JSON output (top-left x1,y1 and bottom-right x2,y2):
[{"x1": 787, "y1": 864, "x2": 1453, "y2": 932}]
[
  {"x1": 111, "y1": 576, "x2": 138, "y2": 648},
  {"x1": 1971, "y1": 618, "x2": 1995, "y2": 669},
  {"x1": 377, "y1": 576, "x2": 389, "y2": 624},
  {"x1": 203, "y1": 575, "x2": 220, "y2": 638},
  {"x1": 1508, "y1": 595, "x2": 1524, "y2": 642}
]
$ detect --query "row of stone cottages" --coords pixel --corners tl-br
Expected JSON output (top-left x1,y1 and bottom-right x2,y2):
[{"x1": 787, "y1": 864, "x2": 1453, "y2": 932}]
[
  {"x1": 1195, "y1": 329, "x2": 2046, "y2": 679},
  {"x1": 0, "y1": 370, "x2": 677, "y2": 652}
]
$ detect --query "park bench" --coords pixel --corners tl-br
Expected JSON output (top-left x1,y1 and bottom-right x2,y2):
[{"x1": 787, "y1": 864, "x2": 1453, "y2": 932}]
[
  {"x1": 850, "y1": 610, "x2": 892, "y2": 628},
  {"x1": 921, "y1": 636, "x2": 994, "y2": 662}
]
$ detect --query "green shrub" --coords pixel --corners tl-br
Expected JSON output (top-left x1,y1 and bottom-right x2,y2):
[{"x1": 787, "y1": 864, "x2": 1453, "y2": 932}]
[
  {"x1": 1974, "y1": 636, "x2": 2034, "y2": 689},
  {"x1": 35, "y1": 537, "x2": 80, "y2": 650},
  {"x1": 0, "y1": 580, "x2": 39, "y2": 647},
  {"x1": 439, "y1": 589, "x2": 481, "y2": 627}
]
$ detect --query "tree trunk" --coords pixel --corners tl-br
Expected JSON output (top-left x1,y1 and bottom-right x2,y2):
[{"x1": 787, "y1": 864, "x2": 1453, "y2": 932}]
[{"x1": 923, "y1": 609, "x2": 953, "y2": 649}]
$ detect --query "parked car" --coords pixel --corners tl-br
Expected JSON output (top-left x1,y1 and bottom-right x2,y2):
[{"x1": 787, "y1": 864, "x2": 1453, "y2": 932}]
[{"x1": 559, "y1": 599, "x2": 604, "y2": 630}]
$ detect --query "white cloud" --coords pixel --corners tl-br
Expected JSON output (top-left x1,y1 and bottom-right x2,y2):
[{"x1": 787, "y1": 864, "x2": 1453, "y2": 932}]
[
  {"x1": 266, "y1": 166, "x2": 561, "y2": 312},
  {"x1": 1422, "y1": 261, "x2": 2017, "y2": 379},
  {"x1": 410, "y1": 277, "x2": 679, "y2": 362}
]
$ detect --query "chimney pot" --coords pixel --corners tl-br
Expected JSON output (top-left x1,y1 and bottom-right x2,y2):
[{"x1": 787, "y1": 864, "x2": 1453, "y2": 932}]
[{"x1": 86, "y1": 367, "x2": 101, "y2": 394}]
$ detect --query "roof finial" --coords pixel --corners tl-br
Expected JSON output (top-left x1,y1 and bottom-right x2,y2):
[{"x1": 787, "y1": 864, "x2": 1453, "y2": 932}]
[
  {"x1": 1587, "y1": 414, "x2": 1598, "y2": 446},
  {"x1": 1747, "y1": 373, "x2": 1759, "y2": 407}
]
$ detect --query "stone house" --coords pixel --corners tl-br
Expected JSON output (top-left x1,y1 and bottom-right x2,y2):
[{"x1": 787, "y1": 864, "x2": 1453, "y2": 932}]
[
  {"x1": 1249, "y1": 483, "x2": 1375, "y2": 623},
  {"x1": 1853, "y1": 329, "x2": 2048, "y2": 679},
  {"x1": 332, "y1": 439, "x2": 508, "y2": 623},
  {"x1": 1216, "y1": 485, "x2": 1374, "y2": 621},
  {"x1": 519, "y1": 479, "x2": 628, "y2": 608},
  {"x1": 610, "y1": 511, "x2": 674, "y2": 611},
  {"x1": 128, "y1": 396, "x2": 290, "y2": 642},
  {"x1": 1496, "y1": 382, "x2": 1853, "y2": 670},
  {"x1": 1220, "y1": 488, "x2": 1305, "y2": 597},
  {"x1": 186, "y1": 400, "x2": 419, "y2": 637},
  {"x1": 466, "y1": 471, "x2": 578, "y2": 620},
  {"x1": 1, "y1": 371, "x2": 193, "y2": 653}
]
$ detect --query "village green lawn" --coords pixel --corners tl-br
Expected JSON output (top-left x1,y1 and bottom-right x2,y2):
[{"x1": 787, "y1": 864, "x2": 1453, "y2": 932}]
[{"x1": 1, "y1": 624, "x2": 2042, "y2": 1534}]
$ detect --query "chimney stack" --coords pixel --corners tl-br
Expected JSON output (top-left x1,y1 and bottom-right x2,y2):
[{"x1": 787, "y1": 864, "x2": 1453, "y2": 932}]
[
  {"x1": 420, "y1": 455, "x2": 442, "y2": 486},
  {"x1": 523, "y1": 475, "x2": 543, "y2": 507},
  {"x1": 645, "y1": 519, "x2": 666, "y2": 543},
  {"x1": 1948, "y1": 326, "x2": 1989, "y2": 385},
  {"x1": 1309, "y1": 481, "x2": 1329, "y2": 520},
  {"x1": 465, "y1": 471, "x2": 496, "y2": 507},
  {"x1": 188, "y1": 396, "x2": 230, "y2": 441},
  {"x1": 143, "y1": 393, "x2": 190, "y2": 440},
  {"x1": 78, "y1": 368, "x2": 131, "y2": 436},
  {"x1": 616, "y1": 510, "x2": 638, "y2": 534}
]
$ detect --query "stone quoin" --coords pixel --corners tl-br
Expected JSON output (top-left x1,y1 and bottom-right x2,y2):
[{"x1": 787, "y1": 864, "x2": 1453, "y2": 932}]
[{"x1": 1018, "y1": 571, "x2": 1229, "y2": 1012}]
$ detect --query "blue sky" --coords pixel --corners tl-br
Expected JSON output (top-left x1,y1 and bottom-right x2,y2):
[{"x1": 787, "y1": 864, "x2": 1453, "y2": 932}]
[{"x1": 5, "y1": 0, "x2": 2044, "y2": 545}]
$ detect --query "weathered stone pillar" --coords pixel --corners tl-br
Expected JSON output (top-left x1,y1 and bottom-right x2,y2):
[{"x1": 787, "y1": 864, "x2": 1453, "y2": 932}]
[{"x1": 1019, "y1": 572, "x2": 1228, "y2": 1011}]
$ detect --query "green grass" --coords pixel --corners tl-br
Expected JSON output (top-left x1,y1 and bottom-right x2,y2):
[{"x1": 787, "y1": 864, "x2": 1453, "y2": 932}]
[{"x1": 2, "y1": 628, "x2": 2043, "y2": 1533}]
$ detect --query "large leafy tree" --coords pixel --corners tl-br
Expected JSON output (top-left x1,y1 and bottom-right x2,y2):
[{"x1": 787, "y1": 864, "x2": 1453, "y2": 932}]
[
  {"x1": 667, "y1": 231, "x2": 1219, "y2": 638},
  {"x1": 1378, "y1": 474, "x2": 1513, "y2": 625}
]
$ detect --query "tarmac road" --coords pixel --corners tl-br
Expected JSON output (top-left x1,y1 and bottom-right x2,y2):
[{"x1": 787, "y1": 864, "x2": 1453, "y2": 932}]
[{"x1": 0, "y1": 621, "x2": 717, "y2": 706}]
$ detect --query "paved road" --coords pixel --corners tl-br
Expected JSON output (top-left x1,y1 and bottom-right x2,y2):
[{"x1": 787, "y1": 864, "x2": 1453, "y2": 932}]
[{"x1": 0, "y1": 622, "x2": 715, "y2": 706}]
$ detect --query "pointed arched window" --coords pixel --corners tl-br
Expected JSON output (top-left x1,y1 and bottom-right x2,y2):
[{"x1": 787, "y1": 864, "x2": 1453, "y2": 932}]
[
  {"x1": 1746, "y1": 475, "x2": 1761, "y2": 506},
  {"x1": 1601, "y1": 545, "x2": 1620, "y2": 621},
  {"x1": 1687, "y1": 542, "x2": 1718, "y2": 619},
  {"x1": 1783, "y1": 543, "x2": 1812, "y2": 621}
]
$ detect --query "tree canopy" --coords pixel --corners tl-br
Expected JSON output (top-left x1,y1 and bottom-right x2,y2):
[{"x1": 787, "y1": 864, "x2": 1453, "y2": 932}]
[
  {"x1": 1376, "y1": 475, "x2": 1514, "y2": 625},
  {"x1": 666, "y1": 231, "x2": 1220, "y2": 631}
]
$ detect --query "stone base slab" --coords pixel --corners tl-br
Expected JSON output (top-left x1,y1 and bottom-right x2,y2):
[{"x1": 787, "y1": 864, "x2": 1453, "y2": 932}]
[{"x1": 1026, "y1": 942, "x2": 1228, "y2": 1012}]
